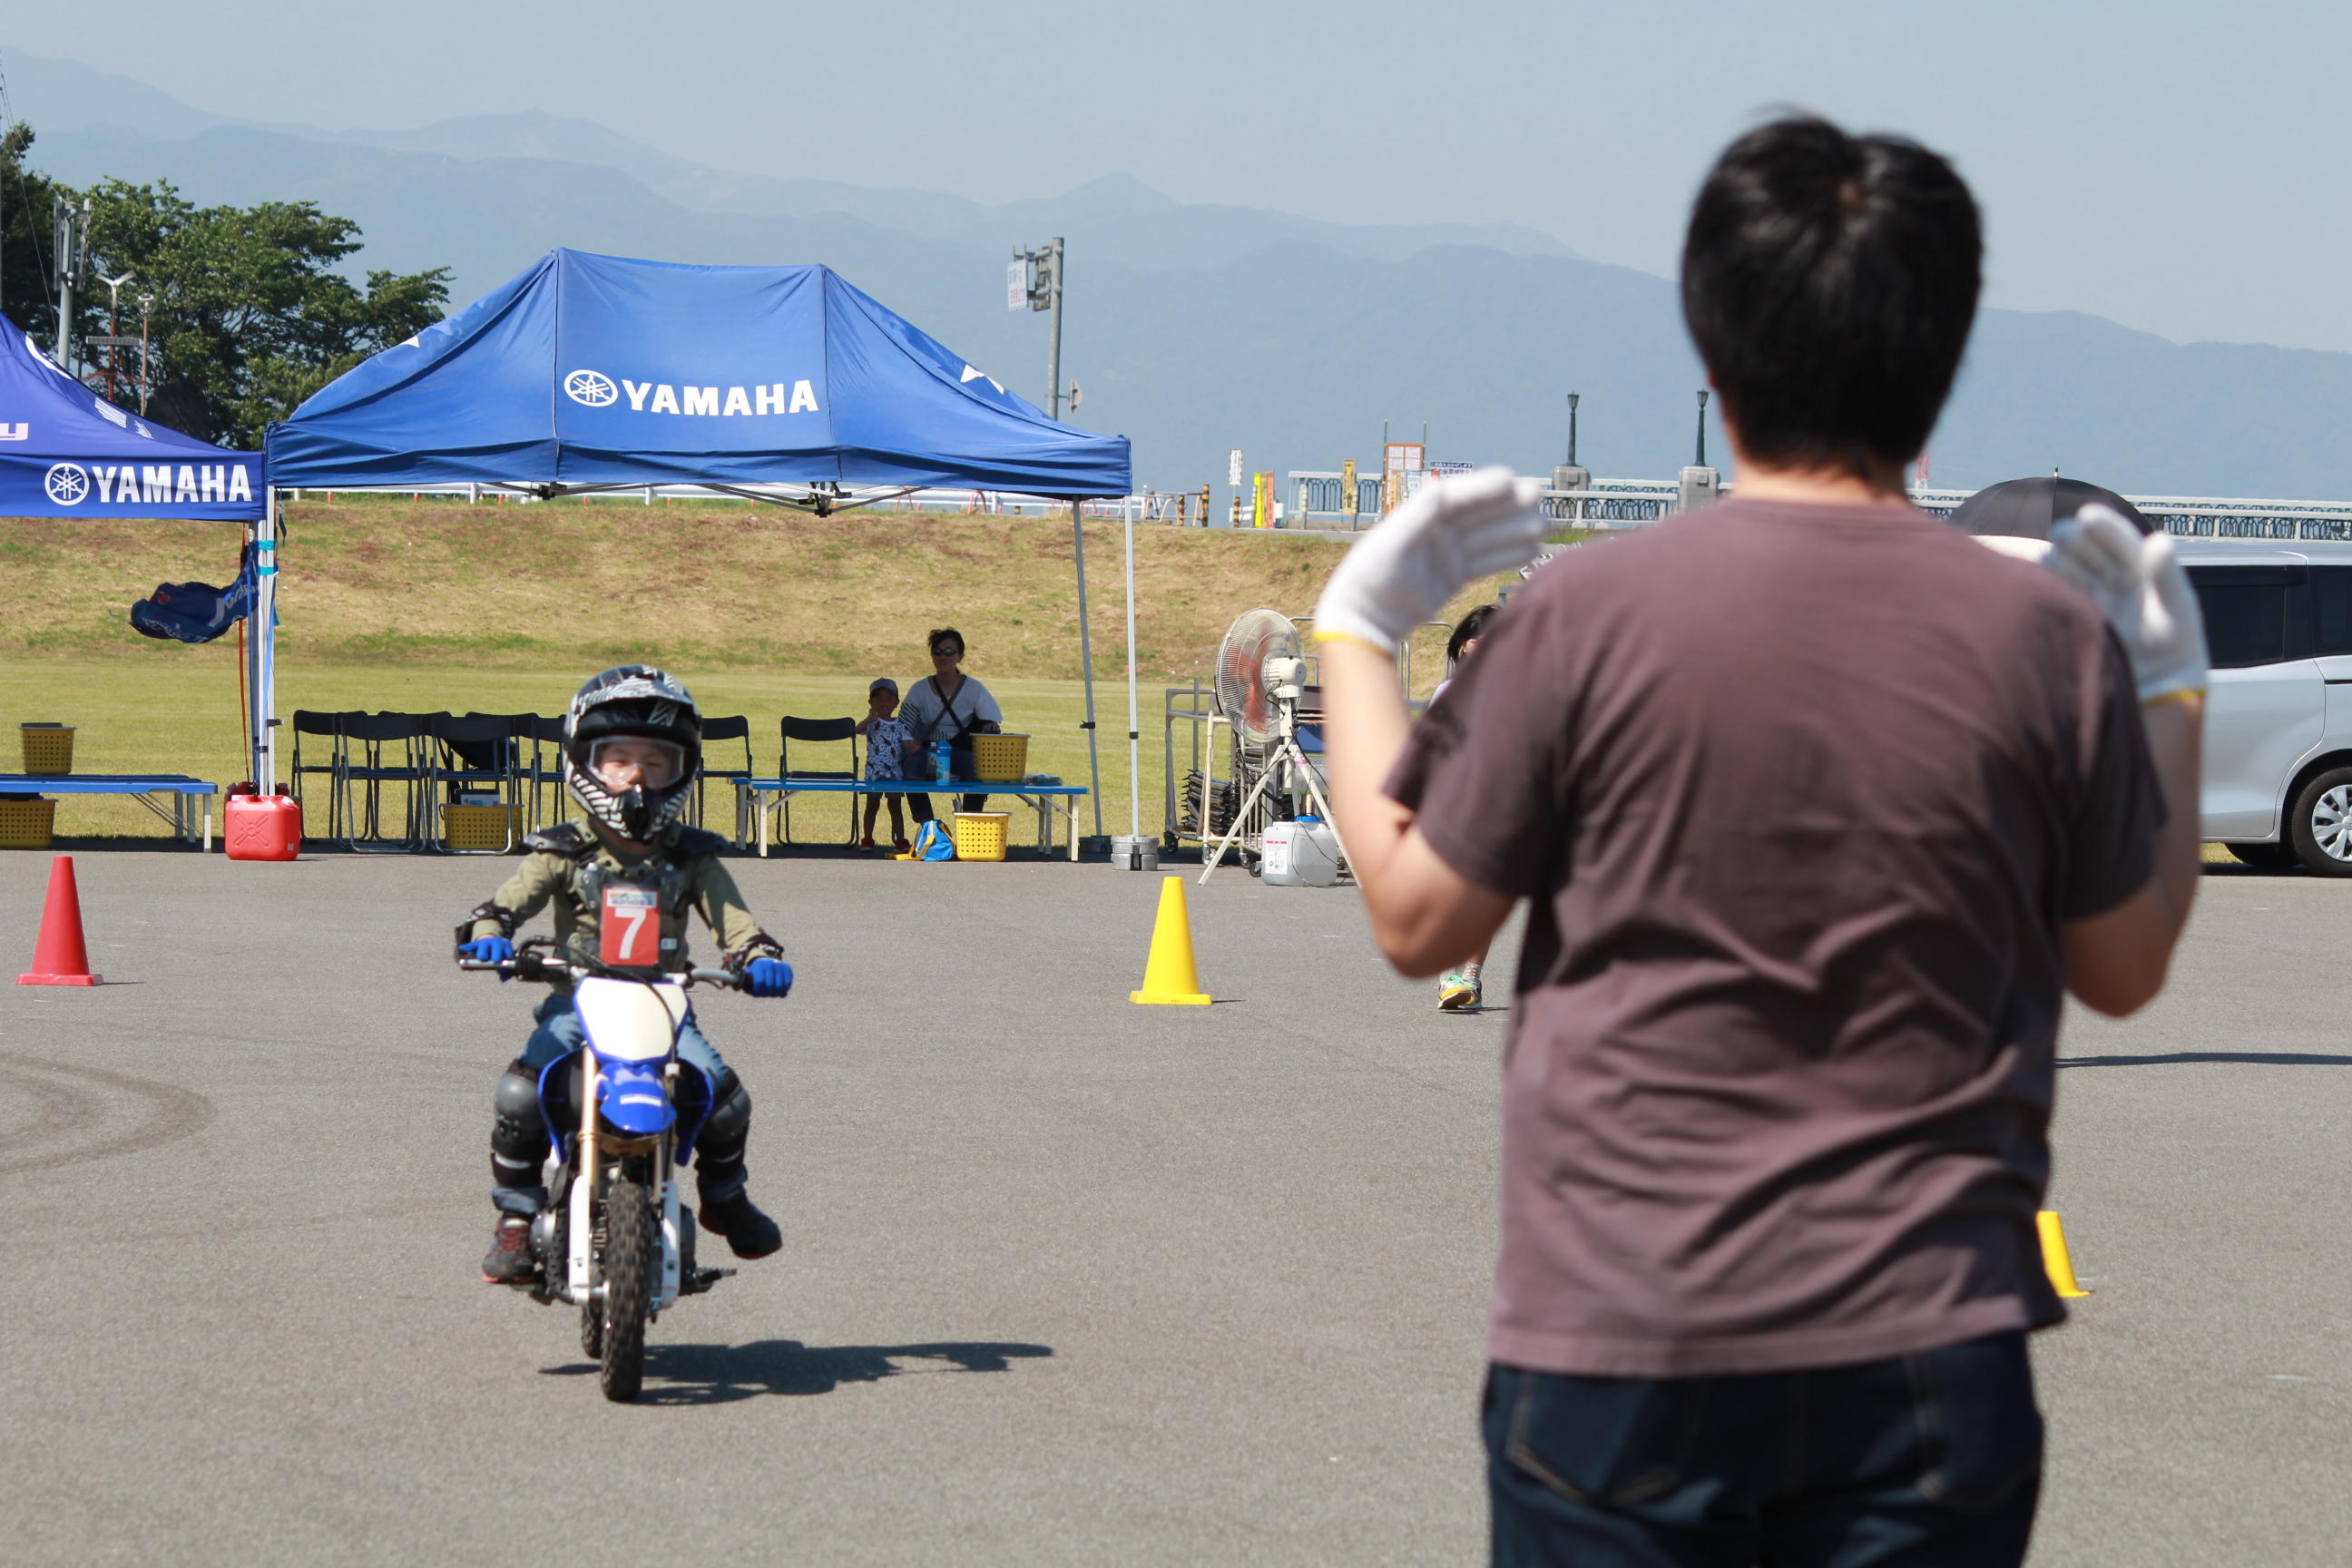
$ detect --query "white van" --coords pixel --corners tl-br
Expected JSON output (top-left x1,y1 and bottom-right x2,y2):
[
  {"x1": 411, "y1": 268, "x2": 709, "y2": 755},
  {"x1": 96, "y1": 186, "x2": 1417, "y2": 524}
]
[{"x1": 2177, "y1": 538, "x2": 2352, "y2": 873}]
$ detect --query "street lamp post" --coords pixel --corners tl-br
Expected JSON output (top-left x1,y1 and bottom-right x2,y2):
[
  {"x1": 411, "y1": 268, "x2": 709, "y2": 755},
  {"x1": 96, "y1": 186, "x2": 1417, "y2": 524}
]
[
  {"x1": 1695, "y1": 387, "x2": 1710, "y2": 467},
  {"x1": 1009, "y1": 238, "x2": 1067, "y2": 419}
]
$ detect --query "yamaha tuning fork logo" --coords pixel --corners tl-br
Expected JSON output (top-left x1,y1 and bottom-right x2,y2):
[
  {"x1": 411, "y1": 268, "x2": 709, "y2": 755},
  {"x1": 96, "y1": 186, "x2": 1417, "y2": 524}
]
[
  {"x1": 564, "y1": 369, "x2": 618, "y2": 407},
  {"x1": 562, "y1": 367, "x2": 821, "y2": 417},
  {"x1": 44, "y1": 463, "x2": 89, "y2": 506}
]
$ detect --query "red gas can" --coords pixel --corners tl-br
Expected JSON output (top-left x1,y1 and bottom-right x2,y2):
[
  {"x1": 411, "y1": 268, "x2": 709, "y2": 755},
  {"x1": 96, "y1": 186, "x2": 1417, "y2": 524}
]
[{"x1": 225, "y1": 789, "x2": 302, "y2": 861}]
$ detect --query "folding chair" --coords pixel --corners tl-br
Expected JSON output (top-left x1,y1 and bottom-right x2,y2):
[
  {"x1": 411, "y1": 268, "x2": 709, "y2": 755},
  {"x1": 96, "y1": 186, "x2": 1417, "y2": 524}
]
[
  {"x1": 289, "y1": 710, "x2": 358, "y2": 839},
  {"x1": 692, "y1": 714, "x2": 755, "y2": 839},
  {"x1": 429, "y1": 713, "x2": 525, "y2": 851},
  {"x1": 523, "y1": 714, "x2": 569, "y2": 828},
  {"x1": 777, "y1": 716, "x2": 860, "y2": 846},
  {"x1": 337, "y1": 711, "x2": 439, "y2": 852}
]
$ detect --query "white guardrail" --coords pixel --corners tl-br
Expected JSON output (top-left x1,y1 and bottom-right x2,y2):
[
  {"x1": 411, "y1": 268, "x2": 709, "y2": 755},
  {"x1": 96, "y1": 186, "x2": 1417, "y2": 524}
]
[{"x1": 291, "y1": 479, "x2": 2352, "y2": 542}]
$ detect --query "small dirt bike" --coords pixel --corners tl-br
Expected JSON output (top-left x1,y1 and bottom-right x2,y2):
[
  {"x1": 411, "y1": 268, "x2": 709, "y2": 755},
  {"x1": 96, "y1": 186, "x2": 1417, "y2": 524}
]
[{"x1": 462, "y1": 939, "x2": 743, "y2": 1402}]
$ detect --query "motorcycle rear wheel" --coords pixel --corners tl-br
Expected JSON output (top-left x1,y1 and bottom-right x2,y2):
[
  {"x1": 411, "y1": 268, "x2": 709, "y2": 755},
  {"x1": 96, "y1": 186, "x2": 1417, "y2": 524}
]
[{"x1": 598, "y1": 1177, "x2": 654, "y2": 1403}]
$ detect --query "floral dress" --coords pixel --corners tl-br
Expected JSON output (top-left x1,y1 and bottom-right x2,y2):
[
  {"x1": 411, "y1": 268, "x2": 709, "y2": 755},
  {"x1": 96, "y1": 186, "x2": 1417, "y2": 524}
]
[{"x1": 865, "y1": 716, "x2": 913, "y2": 783}]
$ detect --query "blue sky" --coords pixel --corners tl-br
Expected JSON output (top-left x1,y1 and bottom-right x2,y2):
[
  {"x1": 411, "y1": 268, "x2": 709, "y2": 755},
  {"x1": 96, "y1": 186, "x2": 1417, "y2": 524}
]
[{"x1": 7, "y1": 0, "x2": 2347, "y2": 352}]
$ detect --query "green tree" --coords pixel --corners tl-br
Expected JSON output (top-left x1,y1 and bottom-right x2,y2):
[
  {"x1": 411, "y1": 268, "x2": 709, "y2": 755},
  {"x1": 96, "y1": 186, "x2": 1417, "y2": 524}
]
[
  {"x1": 1, "y1": 122, "x2": 66, "y2": 346},
  {"x1": 78, "y1": 177, "x2": 451, "y2": 446}
]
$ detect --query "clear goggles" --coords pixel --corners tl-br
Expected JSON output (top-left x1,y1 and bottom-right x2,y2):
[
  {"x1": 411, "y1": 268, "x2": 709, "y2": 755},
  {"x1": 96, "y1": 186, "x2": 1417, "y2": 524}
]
[{"x1": 587, "y1": 737, "x2": 685, "y2": 788}]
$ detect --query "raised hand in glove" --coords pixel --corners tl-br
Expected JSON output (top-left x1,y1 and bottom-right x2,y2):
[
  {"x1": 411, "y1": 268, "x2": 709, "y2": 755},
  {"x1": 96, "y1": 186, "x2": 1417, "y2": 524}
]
[
  {"x1": 2044, "y1": 504, "x2": 2209, "y2": 703},
  {"x1": 742, "y1": 956, "x2": 794, "y2": 998},
  {"x1": 1312, "y1": 466, "x2": 1546, "y2": 656}
]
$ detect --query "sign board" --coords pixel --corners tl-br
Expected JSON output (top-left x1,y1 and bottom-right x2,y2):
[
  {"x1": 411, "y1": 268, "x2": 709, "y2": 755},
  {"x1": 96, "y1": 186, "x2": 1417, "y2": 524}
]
[
  {"x1": 1007, "y1": 260, "x2": 1028, "y2": 312},
  {"x1": 1382, "y1": 442, "x2": 1426, "y2": 513},
  {"x1": 1252, "y1": 471, "x2": 1276, "y2": 528},
  {"x1": 1228, "y1": 448, "x2": 1244, "y2": 486}
]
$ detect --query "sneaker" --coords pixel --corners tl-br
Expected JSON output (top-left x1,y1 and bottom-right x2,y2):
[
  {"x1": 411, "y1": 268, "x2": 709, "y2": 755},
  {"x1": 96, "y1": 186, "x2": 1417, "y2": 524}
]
[
  {"x1": 481, "y1": 1214, "x2": 539, "y2": 1284},
  {"x1": 698, "y1": 1190, "x2": 783, "y2": 1259},
  {"x1": 1438, "y1": 973, "x2": 1482, "y2": 1012},
  {"x1": 858, "y1": 834, "x2": 877, "y2": 851}
]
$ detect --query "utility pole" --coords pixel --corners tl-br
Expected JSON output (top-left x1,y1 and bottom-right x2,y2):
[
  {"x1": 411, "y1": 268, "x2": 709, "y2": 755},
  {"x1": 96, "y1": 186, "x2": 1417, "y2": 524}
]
[
  {"x1": 1009, "y1": 237, "x2": 1068, "y2": 418},
  {"x1": 53, "y1": 194, "x2": 84, "y2": 374}
]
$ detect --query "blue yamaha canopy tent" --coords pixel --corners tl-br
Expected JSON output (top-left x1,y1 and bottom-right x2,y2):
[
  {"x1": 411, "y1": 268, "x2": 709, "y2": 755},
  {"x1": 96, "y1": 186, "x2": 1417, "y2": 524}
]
[
  {"x1": 262, "y1": 250, "x2": 1136, "y2": 829},
  {"x1": 0, "y1": 319, "x2": 261, "y2": 521},
  {"x1": 0, "y1": 317, "x2": 275, "y2": 797}
]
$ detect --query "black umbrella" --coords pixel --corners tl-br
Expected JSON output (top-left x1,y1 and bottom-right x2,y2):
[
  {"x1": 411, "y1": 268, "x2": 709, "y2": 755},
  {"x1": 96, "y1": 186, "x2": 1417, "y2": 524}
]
[{"x1": 1947, "y1": 475, "x2": 2154, "y2": 539}]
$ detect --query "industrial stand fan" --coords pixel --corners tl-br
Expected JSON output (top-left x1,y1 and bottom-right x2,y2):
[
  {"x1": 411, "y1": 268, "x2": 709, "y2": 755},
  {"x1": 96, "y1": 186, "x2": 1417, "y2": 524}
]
[{"x1": 1200, "y1": 607, "x2": 1345, "y2": 883}]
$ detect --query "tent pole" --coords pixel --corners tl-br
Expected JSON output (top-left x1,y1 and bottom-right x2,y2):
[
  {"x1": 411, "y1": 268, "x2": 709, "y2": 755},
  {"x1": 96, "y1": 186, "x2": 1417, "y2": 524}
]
[
  {"x1": 258, "y1": 487, "x2": 280, "y2": 790},
  {"x1": 243, "y1": 514, "x2": 261, "y2": 786},
  {"x1": 1122, "y1": 495, "x2": 1141, "y2": 841},
  {"x1": 1071, "y1": 511, "x2": 1103, "y2": 840}
]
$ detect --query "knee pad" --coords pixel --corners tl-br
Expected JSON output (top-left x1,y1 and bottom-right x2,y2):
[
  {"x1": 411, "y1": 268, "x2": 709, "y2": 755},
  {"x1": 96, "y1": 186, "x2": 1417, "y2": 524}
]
[
  {"x1": 697, "y1": 1073, "x2": 751, "y2": 1174},
  {"x1": 492, "y1": 1061, "x2": 548, "y2": 1169}
]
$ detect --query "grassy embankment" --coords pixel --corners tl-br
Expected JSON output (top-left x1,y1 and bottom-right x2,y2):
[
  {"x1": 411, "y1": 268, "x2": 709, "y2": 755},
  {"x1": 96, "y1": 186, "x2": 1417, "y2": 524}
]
[{"x1": 1, "y1": 495, "x2": 1504, "y2": 842}]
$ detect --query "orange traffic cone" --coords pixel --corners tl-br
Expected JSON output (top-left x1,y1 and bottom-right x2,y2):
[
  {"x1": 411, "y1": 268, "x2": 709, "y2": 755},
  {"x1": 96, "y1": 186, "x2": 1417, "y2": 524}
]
[
  {"x1": 1130, "y1": 876, "x2": 1211, "y2": 1005},
  {"x1": 18, "y1": 855, "x2": 101, "y2": 986}
]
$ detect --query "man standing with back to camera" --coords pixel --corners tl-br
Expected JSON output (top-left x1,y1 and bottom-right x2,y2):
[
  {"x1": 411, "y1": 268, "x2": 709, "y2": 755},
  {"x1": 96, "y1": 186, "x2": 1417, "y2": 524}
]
[{"x1": 1313, "y1": 115, "x2": 2207, "y2": 1565}]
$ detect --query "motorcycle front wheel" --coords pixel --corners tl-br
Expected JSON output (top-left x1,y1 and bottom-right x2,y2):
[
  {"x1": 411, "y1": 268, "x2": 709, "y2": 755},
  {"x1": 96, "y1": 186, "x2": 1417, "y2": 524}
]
[{"x1": 598, "y1": 1177, "x2": 654, "y2": 1402}]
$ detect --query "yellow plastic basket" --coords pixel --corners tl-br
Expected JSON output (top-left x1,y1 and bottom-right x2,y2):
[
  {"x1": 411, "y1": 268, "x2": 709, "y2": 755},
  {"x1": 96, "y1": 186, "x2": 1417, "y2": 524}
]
[
  {"x1": 951, "y1": 811, "x2": 1010, "y2": 862},
  {"x1": 19, "y1": 725, "x2": 74, "y2": 775},
  {"x1": 970, "y1": 732, "x2": 1029, "y2": 783},
  {"x1": 0, "y1": 799, "x2": 56, "y2": 849},
  {"x1": 442, "y1": 803, "x2": 521, "y2": 851}
]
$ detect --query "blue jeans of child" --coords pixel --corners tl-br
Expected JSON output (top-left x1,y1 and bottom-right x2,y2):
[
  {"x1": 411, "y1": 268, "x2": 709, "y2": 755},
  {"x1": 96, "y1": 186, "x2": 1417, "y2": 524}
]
[
  {"x1": 1483, "y1": 1331, "x2": 2042, "y2": 1567},
  {"x1": 491, "y1": 991, "x2": 737, "y2": 1215}
]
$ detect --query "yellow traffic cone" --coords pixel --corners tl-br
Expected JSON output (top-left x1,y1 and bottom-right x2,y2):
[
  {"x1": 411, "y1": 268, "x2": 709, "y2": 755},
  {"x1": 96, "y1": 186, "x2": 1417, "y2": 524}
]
[
  {"x1": 1130, "y1": 876, "x2": 1212, "y2": 1005},
  {"x1": 2037, "y1": 1210, "x2": 2090, "y2": 1298}
]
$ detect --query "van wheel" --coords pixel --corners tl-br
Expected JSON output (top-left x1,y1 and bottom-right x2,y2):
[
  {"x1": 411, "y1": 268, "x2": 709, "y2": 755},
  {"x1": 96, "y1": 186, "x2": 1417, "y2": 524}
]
[
  {"x1": 2287, "y1": 769, "x2": 2352, "y2": 877},
  {"x1": 2224, "y1": 841, "x2": 2299, "y2": 870}
]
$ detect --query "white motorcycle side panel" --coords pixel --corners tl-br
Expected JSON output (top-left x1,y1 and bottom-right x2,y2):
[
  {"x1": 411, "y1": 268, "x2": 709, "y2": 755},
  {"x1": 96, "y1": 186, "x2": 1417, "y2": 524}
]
[
  {"x1": 658, "y1": 1181, "x2": 682, "y2": 1309},
  {"x1": 573, "y1": 976, "x2": 689, "y2": 1064}
]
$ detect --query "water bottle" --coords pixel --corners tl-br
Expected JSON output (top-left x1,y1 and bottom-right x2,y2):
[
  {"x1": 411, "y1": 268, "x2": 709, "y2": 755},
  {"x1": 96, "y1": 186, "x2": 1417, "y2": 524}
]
[{"x1": 932, "y1": 740, "x2": 952, "y2": 783}]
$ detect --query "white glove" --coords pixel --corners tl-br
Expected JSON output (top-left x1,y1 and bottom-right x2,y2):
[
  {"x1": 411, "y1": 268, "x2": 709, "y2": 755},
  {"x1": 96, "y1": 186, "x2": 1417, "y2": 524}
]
[
  {"x1": 1312, "y1": 466, "x2": 1546, "y2": 655},
  {"x1": 1972, "y1": 534, "x2": 2051, "y2": 564},
  {"x1": 2043, "y1": 505, "x2": 2208, "y2": 703}
]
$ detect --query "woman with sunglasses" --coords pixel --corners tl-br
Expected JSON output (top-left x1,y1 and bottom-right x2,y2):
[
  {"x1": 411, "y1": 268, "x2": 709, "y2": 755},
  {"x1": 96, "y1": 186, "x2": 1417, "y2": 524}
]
[{"x1": 897, "y1": 626, "x2": 1003, "y2": 823}]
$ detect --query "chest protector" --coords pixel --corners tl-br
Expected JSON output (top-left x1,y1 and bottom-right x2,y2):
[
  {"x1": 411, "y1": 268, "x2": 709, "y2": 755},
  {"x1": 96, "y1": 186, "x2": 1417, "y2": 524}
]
[
  {"x1": 573, "y1": 854, "x2": 692, "y2": 971},
  {"x1": 524, "y1": 821, "x2": 718, "y2": 974}
]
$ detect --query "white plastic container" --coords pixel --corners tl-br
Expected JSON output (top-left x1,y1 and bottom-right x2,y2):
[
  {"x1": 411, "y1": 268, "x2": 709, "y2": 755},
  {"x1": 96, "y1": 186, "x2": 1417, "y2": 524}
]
[{"x1": 1260, "y1": 818, "x2": 1341, "y2": 887}]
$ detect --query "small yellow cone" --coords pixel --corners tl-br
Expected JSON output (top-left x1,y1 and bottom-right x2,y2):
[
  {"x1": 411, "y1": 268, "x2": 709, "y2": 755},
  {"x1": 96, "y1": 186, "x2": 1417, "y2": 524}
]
[
  {"x1": 2038, "y1": 1210, "x2": 2091, "y2": 1298},
  {"x1": 1130, "y1": 876, "x2": 1212, "y2": 1004}
]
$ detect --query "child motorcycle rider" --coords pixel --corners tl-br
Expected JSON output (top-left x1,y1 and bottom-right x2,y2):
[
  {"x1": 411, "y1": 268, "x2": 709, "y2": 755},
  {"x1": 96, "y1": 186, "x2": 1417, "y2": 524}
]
[{"x1": 457, "y1": 666, "x2": 794, "y2": 1284}]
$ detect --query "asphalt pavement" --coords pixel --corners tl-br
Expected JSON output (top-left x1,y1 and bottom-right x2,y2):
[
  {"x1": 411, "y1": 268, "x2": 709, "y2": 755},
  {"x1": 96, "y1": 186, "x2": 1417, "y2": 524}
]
[{"x1": 0, "y1": 848, "x2": 2344, "y2": 1565}]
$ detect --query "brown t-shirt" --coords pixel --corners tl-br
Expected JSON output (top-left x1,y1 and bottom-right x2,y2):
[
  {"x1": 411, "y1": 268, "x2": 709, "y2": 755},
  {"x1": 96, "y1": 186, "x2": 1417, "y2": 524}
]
[{"x1": 1387, "y1": 498, "x2": 2161, "y2": 1377}]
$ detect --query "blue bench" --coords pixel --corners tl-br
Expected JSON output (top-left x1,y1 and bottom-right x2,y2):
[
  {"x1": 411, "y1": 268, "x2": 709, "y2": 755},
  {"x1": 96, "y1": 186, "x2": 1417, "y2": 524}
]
[
  {"x1": 735, "y1": 777, "x2": 1091, "y2": 859},
  {"x1": 0, "y1": 774, "x2": 219, "y2": 848}
]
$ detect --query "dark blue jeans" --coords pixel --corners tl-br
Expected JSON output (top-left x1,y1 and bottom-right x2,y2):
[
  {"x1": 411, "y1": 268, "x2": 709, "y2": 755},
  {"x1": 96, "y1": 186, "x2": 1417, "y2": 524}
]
[{"x1": 1484, "y1": 1332, "x2": 2041, "y2": 1567}]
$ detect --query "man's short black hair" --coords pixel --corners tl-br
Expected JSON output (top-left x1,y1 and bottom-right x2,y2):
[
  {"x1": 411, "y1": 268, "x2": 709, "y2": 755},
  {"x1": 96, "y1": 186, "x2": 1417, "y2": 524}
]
[{"x1": 1681, "y1": 113, "x2": 1981, "y2": 478}]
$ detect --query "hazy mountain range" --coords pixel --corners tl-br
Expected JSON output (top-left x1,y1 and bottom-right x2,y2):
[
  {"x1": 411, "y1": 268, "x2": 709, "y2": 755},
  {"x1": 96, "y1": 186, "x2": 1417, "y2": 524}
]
[{"x1": 9, "y1": 48, "x2": 2347, "y2": 500}]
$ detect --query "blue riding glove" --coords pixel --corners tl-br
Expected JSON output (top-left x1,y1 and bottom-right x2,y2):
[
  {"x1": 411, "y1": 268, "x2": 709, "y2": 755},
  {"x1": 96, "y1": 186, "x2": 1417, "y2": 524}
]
[
  {"x1": 459, "y1": 936, "x2": 515, "y2": 975},
  {"x1": 743, "y1": 957, "x2": 794, "y2": 998}
]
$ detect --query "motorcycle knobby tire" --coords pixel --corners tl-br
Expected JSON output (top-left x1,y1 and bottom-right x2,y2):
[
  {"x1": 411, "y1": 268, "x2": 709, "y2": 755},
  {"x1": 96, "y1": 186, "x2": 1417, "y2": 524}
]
[{"x1": 598, "y1": 1178, "x2": 655, "y2": 1403}]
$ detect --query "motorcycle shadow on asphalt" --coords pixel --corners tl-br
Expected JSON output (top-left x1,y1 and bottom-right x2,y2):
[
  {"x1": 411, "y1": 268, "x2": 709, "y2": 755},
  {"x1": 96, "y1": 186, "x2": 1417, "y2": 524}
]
[{"x1": 542, "y1": 1339, "x2": 1054, "y2": 1404}]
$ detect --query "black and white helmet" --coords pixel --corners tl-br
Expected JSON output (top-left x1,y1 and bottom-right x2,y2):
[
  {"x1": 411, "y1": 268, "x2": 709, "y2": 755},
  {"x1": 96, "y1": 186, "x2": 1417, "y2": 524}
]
[{"x1": 563, "y1": 665, "x2": 702, "y2": 841}]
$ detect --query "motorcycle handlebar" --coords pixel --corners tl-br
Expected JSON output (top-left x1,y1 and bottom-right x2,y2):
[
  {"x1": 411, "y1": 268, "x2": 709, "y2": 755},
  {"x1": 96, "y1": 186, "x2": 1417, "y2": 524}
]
[{"x1": 456, "y1": 958, "x2": 748, "y2": 992}]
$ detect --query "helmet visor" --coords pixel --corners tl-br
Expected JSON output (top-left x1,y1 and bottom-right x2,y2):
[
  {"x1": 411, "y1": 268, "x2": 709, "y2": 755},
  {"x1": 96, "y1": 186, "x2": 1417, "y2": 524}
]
[{"x1": 588, "y1": 737, "x2": 685, "y2": 792}]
